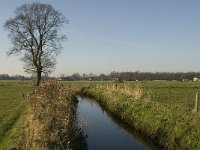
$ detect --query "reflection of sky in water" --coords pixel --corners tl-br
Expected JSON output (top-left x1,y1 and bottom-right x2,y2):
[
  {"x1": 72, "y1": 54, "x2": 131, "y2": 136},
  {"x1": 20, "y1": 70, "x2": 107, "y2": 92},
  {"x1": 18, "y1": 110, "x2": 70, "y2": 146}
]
[{"x1": 77, "y1": 97, "x2": 157, "y2": 150}]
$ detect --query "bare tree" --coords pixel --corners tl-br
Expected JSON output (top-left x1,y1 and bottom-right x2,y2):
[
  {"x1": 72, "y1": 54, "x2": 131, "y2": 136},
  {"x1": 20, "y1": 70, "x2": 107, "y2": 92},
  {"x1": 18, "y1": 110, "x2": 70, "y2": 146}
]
[{"x1": 4, "y1": 2, "x2": 68, "y2": 86}]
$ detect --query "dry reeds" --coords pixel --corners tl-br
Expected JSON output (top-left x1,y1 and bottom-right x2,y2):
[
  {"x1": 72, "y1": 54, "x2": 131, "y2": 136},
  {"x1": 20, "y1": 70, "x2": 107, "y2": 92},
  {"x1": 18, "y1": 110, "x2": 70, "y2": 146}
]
[
  {"x1": 22, "y1": 80, "x2": 80, "y2": 150},
  {"x1": 95, "y1": 82, "x2": 151, "y2": 101}
]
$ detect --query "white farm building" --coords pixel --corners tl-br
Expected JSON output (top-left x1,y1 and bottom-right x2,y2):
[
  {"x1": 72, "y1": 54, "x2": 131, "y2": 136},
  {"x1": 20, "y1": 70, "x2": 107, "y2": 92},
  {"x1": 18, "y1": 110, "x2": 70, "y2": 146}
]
[{"x1": 193, "y1": 77, "x2": 200, "y2": 82}]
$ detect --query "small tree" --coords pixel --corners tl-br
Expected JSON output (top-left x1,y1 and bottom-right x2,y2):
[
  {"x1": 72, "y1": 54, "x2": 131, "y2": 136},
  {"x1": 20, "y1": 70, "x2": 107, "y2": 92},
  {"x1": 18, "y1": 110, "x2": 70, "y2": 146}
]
[{"x1": 4, "y1": 2, "x2": 68, "y2": 86}]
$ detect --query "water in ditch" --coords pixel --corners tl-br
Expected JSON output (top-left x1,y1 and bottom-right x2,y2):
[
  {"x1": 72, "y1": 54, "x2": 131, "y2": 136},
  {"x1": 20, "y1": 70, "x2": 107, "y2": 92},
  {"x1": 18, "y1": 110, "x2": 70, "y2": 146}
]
[{"x1": 77, "y1": 97, "x2": 159, "y2": 150}]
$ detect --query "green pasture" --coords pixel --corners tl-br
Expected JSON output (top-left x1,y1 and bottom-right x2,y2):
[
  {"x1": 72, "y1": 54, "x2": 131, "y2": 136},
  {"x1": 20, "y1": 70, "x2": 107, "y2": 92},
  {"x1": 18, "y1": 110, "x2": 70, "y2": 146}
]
[
  {"x1": 0, "y1": 80, "x2": 33, "y2": 148},
  {"x1": 130, "y1": 81, "x2": 200, "y2": 111}
]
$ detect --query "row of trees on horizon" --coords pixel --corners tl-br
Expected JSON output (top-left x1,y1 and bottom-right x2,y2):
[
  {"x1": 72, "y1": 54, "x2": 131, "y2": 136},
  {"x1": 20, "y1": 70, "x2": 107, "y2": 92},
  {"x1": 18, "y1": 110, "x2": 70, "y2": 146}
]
[
  {"x1": 0, "y1": 74, "x2": 29, "y2": 80},
  {"x1": 59, "y1": 71, "x2": 200, "y2": 81},
  {"x1": 1, "y1": 71, "x2": 200, "y2": 81}
]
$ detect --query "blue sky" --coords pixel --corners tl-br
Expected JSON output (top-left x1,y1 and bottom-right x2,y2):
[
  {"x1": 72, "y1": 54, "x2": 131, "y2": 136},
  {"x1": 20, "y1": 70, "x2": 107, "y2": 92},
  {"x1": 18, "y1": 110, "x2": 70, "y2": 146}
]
[{"x1": 0, "y1": 0, "x2": 200, "y2": 76}]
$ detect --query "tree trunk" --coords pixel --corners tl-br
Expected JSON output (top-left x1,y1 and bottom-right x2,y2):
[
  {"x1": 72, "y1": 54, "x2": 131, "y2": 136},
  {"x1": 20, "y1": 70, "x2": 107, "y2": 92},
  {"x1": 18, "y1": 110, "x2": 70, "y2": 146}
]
[{"x1": 36, "y1": 71, "x2": 42, "y2": 86}]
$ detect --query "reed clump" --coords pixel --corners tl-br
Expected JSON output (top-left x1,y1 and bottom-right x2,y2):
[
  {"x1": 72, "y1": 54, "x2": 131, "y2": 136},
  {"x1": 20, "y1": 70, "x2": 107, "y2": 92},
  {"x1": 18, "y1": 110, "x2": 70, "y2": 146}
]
[{"x1": 22, "y1": 80, "x2": 84, "y2": 150}]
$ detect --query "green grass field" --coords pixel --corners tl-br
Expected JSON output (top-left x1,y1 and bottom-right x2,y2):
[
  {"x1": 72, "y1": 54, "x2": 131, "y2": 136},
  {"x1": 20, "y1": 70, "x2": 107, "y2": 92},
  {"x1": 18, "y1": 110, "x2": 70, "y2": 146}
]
[
  {"x1": 0, "y1": 81, "x2": 34, "y2": 149},
  {"x1": 129, "y1": 81, "x2": 200, "y2": 111}
]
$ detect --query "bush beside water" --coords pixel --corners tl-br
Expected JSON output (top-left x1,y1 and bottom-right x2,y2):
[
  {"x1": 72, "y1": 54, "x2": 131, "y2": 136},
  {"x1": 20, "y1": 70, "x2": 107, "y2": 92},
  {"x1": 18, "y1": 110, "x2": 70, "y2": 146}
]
[{"x1": 22, "y1": 81, "x2": 87, "y2": 150}]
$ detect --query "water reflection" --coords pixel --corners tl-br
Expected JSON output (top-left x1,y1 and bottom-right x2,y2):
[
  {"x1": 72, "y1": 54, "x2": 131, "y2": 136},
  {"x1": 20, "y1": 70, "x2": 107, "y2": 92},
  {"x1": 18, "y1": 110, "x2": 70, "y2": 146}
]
[{"x1": 77, "y1": 97, "x2": 159, "y2": 150}]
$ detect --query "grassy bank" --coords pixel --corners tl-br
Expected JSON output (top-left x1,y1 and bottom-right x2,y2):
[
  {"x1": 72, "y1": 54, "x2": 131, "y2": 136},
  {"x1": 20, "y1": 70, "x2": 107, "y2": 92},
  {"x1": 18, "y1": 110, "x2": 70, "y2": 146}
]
[{"x1": 76, "y1": 81, "x2": 200, "y2": 149}]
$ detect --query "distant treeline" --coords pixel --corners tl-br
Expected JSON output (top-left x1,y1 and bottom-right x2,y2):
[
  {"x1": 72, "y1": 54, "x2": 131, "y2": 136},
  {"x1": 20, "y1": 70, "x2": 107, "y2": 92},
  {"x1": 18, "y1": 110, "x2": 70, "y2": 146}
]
[
  {"x1": 2, "y1": 71, "x2": 200, "y2": 81},
  {"x1": 60, "y1": 71, "x2": 200, "y2": 81},
  {"x1": 0, "y1": 74, "x2": 30, "y2": 80}
]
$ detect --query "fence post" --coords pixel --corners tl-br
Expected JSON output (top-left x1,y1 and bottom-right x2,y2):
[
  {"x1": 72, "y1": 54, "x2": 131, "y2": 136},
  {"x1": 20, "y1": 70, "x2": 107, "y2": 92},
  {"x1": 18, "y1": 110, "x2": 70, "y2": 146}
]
[{"x1": 193, "y1": 92, "x2": 199, "y2": 113}]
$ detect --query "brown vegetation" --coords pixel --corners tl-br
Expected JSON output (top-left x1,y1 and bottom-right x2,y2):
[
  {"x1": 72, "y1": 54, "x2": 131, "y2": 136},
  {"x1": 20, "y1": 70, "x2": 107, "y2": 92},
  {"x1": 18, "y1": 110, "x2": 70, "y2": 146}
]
[{"x1": 22, "y1": 81, "x2": 86, "y2": 150}]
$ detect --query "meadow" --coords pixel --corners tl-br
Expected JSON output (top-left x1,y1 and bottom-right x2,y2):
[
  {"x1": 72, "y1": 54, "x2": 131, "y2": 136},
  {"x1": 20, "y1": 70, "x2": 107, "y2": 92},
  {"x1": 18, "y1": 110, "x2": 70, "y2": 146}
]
[
  {"x1": 0, "y1": 81, "x2": 34, "y2": 149},
  {"x1": 138, "y1": 81, "x2": 200, "y2": 111}
]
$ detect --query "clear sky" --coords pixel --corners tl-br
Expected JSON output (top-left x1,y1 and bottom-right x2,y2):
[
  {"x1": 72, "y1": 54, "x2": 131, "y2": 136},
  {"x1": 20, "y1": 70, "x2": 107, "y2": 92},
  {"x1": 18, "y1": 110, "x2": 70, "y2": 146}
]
[{"x1": 0, "y1": 0, "x2": 200, "y2": 76}]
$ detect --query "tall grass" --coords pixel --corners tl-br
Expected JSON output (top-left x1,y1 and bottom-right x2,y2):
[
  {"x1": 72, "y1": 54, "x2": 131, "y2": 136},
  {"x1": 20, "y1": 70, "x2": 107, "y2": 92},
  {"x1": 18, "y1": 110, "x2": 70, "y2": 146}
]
[{"x1": 22, "y1": 80, "x2": 87, "y2": 150}]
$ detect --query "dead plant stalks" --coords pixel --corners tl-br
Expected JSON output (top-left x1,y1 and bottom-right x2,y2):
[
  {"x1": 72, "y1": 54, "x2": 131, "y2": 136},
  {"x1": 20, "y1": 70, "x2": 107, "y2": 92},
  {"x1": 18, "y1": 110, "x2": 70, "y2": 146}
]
[
  {"x1": 22, "y1": 80, "x2": 85, "y2": 150},
  {"x1": 95, "y1": 83, "x2": 151, "y2": 101}
]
